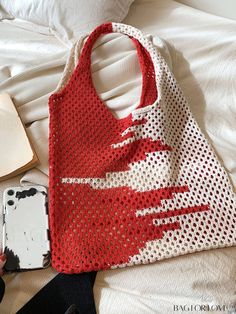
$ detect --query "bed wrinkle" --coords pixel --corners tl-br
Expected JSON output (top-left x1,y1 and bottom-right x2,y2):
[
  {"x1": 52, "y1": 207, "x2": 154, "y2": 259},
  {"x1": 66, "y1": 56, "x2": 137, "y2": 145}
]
[
  {"x1": 95, "y1": 281, "x2": 206, "y2": 304},
  {"x1": 92, "y1": 51, "x2": 140, "y2": 73}
]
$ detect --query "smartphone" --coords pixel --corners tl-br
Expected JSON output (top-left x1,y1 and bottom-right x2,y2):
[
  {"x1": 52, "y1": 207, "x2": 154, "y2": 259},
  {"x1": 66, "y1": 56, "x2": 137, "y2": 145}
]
[{"x1": 2, "y1": 186, "x2": 50, "y2": 271}]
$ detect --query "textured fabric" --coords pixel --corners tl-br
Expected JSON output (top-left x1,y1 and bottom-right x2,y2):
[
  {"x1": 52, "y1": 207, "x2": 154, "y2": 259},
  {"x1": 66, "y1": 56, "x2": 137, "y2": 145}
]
[
  {"x1": 17, "y1": 272, "x2": 97, "y2": 314},
  {"x1": 49, "y1": 22, "x2": 236, "y2": 274}
]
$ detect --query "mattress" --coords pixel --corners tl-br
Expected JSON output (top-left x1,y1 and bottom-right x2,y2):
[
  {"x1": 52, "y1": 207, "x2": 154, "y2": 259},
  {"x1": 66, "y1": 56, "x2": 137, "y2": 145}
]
[{"x1": 0, "y1": 0, "x2": 235, "y2": 313}]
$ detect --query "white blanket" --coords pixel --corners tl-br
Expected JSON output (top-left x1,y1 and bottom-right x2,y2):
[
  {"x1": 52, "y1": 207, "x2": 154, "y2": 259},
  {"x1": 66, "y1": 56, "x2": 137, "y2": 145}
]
[{"x1": 0, "y1": 0, "x2": 235, "y2": 313}]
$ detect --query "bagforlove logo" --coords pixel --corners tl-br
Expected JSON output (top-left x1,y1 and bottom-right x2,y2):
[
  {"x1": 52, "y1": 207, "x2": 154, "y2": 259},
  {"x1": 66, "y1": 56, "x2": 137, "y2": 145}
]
[{"x1": 173, "y1": 304, "x2": 236, "y2": 313}]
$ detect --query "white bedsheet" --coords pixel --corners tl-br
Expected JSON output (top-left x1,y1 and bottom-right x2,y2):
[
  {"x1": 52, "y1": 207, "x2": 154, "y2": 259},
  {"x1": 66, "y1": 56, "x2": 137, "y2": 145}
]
[{"x1": 0, "y1": 0, "x2": 235, "y2": 313}]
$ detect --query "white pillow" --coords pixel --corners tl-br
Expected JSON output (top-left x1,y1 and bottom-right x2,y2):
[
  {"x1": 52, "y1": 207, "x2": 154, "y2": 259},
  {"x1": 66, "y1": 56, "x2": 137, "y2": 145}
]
[
  {"x1": 0, "y1": 0, "x2": 134, "y2": 44},
  {"x1": 0, "y1": 3, "x2": 12, "y2": 19}
]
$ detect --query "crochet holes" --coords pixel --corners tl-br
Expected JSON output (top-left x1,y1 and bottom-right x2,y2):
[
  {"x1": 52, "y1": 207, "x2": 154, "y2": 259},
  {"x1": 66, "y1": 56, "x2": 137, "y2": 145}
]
[{"x1": 48, "y1": 23, "x2": 236, "y2": 273}]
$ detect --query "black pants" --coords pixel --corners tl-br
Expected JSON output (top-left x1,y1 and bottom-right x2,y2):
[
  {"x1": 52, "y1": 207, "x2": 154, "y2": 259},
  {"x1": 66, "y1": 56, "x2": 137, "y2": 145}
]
[
  {"x1": 17, "y1": 272, "x2": 97, "y2": 314},
  {"x1": 0, "y1": 277, "x2": 5, "y2": 303}
]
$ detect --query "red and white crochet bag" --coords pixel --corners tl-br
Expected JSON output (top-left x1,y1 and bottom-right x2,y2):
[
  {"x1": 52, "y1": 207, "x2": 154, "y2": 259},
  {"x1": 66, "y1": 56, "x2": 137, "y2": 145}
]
[{"x1": 49, "y1": 23, "x2": 236, "y2": 274}]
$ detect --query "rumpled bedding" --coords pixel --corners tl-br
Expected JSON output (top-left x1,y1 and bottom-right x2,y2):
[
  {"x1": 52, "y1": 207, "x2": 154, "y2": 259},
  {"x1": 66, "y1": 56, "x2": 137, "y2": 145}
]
[{"x1": 0, "y1": 0, "x2": 235, "y2": 313}]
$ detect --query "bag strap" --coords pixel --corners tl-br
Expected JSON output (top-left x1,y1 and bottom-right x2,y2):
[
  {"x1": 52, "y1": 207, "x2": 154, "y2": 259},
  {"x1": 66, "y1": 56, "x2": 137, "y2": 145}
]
[
  {"x1": 78, "y1": 22, "x2": 164, "y2": 104},
  {"x1": 52, "y1": 23, "x2": 165, "y2": 111}
]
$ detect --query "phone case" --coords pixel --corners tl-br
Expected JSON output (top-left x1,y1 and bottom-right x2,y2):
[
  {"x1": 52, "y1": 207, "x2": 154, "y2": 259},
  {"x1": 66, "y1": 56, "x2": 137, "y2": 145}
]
[{"x1": 2, "y1": 186, "x2": 50, "y2": 271}]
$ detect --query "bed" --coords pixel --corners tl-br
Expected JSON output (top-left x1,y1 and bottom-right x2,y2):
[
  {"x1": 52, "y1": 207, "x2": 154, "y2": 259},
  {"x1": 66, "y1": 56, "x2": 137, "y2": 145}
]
[{"x1": 0, "y1": 0, "x2": 235, "y2": 313}]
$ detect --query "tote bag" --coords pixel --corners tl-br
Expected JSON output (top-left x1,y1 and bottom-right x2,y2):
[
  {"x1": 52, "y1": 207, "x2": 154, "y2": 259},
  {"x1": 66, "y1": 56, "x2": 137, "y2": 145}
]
[{"x1": 49, "y1": 23, "x2": 236, "y2": 274}]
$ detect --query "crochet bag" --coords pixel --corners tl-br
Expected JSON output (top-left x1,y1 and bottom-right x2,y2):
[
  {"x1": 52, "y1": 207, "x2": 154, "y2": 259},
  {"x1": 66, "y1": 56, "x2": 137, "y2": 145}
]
[{"x1": 49, "y1": 23, "x2": 236, "y2": 274}]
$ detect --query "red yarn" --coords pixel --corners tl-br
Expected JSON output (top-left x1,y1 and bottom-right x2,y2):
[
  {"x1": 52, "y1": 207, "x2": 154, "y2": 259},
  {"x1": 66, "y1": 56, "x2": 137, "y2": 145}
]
[{"x1": 48, "y1": 23, "x2": 235, "y2": 274}]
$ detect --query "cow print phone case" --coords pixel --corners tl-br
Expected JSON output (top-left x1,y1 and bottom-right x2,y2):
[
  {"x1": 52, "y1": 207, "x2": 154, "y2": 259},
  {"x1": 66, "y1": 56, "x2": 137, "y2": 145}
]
[{"x1": 2, "y1": 186, "x2": 50, "y2": 271}]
